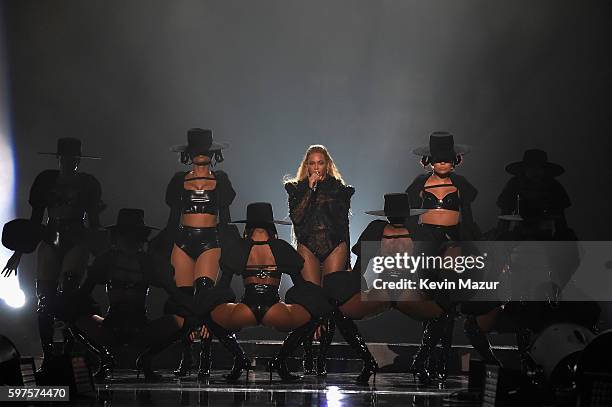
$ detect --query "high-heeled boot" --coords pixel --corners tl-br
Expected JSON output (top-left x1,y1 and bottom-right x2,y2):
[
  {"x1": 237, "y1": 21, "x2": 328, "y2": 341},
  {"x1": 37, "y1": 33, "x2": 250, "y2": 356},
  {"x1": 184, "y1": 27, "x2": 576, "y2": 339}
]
[
  {"x1": 410, "y1": 317, "x2": 444, "y2": 383},
  {"x1": 193, "y1": 278, "x2": 215, "y2": 378},
  {"x1": 35, "y1": 280, "x2": 58, "y2": 379},
  {"x1": 316, "y1": 315, "x2": 335, "y2": 376},
  {"x1": 205, "y1": 318, "x2": 251, "y2": 382},
  {"x1": 269, "y1": 320, "x2": 318, "y2": 382},
  {"x1": 464, "y1": 316, "x2": 501, "y2": 366},
  {"x1": 333, "y1": 313, "x2": 378, "y2": 385},
  {"x1": 302, "y1": 334, "x2": 315, "y2": 375},
  {"x1": 136, "y1": 328, "x2": 182, "y2": 382},
  {"x1": 66, "y1": 325, "x2": 115, "y2": 380},
  {"x1": 173, "y1": 286, "x2": 194, "y2": 377},
  {"x1": 198, "y1": 336, "x2": 212, "y2": 378},
  {"x1": 435, "y1": 313, "x2": 455, "y2": 382}
]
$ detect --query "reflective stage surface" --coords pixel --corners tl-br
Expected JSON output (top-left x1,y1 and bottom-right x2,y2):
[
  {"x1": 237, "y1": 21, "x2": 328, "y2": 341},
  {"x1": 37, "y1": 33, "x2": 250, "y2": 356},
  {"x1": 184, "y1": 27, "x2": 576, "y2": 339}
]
[{"x1": 87, "y1": 370, "x2": 478, "y2": 407}]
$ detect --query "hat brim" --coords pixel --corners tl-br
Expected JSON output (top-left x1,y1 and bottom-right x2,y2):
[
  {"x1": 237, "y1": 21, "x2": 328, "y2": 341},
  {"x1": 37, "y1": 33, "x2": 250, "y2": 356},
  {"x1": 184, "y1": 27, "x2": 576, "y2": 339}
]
[
  {"x1": 38, "y1": 152, "x2": 101, "y2": 159},
  {"x1": 412, "y1": 144, "x2": 471, "y2": 157},
  {"x1": 232, "y1": 219, "x2": 292, "y2": 226},
  {"x1": 365, "y1": 209, "x2": 429, "y2": 217},
  {"x1": 504, "y1": 161, "x2": 565, "y2": 177},
  {"x1": 170, "y1": 142, "x2": 229, "y2": 153}
]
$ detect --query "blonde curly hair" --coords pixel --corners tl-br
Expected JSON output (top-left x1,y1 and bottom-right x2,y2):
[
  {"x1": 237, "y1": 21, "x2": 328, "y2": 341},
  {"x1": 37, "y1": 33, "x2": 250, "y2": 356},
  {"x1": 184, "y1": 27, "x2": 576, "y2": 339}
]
[{"x1": 283, "y1": 144, "x2": 346, "y2": 185}]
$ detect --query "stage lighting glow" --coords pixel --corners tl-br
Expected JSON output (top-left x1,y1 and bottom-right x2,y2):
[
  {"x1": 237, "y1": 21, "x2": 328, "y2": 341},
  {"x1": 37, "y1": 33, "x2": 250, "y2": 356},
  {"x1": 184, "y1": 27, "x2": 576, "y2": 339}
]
[
  {"x1": 0, "y1": 276, "x2": 25, "y2": 308},
  {"x1": 0, "y1": 6, "x2": 25, "y2": 308},
  {"x1": 325, "y1": 386, "x2": 345, "y2": 407}
]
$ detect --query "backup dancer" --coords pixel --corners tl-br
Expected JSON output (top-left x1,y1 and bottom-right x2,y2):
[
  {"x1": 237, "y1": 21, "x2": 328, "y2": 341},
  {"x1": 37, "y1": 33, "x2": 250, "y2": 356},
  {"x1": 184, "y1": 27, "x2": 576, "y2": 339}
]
[
  {"x1": 2, "y1": 138, "x2": 103, "y2": 380},
  {"x1": 55, "y1": 208, "x2": 182, "y2": 381},
  {"x1": 464, "y1": 149, "x2": 596, "y2": 369},
  {"x1": 163, "y1": 128, "x2": 236, "y2": 378},
  {"x1": 210, "y1": 202, "x2": 332, "y2": 382},
  {"x1": 405, "y1": 132, "x2": 479, "y2": 383},
  {"x1": 284, "y1": 145, "x2": 353, "y2": 375},
  {"x1": 323, "y1": 193, "x2": 449, "y2": 383}
]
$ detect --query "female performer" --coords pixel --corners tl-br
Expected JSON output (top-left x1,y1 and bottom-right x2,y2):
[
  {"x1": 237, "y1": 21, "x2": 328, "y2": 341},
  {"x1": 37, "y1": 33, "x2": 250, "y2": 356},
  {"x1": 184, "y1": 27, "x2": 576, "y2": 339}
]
[
  {"x1": 322, "y1": 193, "x2": 448, "y2": 383},
  {"x1": 405, "y1": 132, "x2": 478, "y2": 383},
  {"x1": 164, "y1": 128, "x2": 236, "y2": 377},
  {"x1": 210, "y1": 202, "x2": 332, "y2": 382},
  {"x1": 285, "y1": 145, "x2": 376, "y2": 382},
  {"x1": 57, "y1": 208, "x2": 180, "y2": 381},
  {"x1": 2, "y1": 138, "x2": 103, "y2": 379}
]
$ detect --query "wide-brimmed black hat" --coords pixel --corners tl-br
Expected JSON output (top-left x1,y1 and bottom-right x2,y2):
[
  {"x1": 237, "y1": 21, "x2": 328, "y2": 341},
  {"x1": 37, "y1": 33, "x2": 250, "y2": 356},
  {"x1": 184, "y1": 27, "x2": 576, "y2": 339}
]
[
  {"x1": 412, "y1": 132, "x2": 470, "y2": 162},
  {"x1": 38, "y1": 137, "x2": 100, "y2": 159},
  {"x1": 505, "y1": 149, "x2": 564, "y2": 177},
  {"x1": 233, "y1": 202, "x2": 291, "y2": 225},
  {"x1": 170, "y1": 128, "x2": 228, "y2": 156},
  {"x1": 105, "y1": 208, "x2": 159, "y2": 236},
  {"x1": 365, "y1": 193, "x2": 428, "y2": 217}
]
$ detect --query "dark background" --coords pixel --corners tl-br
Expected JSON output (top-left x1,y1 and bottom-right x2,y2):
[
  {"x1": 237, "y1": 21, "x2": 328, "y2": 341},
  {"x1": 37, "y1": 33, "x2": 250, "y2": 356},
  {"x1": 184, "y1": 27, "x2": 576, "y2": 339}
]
[{"x1": 1, "y1": 0, "x2": 611, "y2": 355}]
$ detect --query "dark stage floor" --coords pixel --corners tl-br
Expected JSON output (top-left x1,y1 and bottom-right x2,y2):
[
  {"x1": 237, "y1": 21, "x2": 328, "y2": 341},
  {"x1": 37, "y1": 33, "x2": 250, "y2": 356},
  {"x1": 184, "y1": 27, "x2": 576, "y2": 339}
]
[{"x1": 87, "y1": 370, "x2": 477, "y2": 407}]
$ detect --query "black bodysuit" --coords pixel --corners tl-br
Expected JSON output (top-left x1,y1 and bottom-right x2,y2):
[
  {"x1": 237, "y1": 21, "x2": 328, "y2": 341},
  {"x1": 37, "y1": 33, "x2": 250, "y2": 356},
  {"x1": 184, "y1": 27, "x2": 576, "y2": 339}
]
[
  {"x1": 29, "y1": 170, "x2": 102, "y2": 256},
  {"x1": 285, "y1": 177, "x2": 354, "y2": 263}
]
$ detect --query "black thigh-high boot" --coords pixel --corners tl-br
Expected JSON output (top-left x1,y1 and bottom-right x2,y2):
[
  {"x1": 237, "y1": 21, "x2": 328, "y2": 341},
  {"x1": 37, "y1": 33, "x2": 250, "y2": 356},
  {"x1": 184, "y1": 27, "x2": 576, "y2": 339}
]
[
  {"x1": 136, "y1": 326, "x2": 183, "y2": 382},
  {"x1": 173, "y1": 286, "x2": 194, "y2": 377},
  {"x1": 204, "y1": 318, "x2": 251, "y2": 382},
  {"x1": 464, "y1": 316, "x2": 501, "y2": 366},
  {"x1": 302, "y1": 333, "x2": 315, "y2": 375},
  {"x1": 193, "y1": 277, "x2": 215, "y2": 378},
  {"x1": 66, "y1": 325, "x2": 115, "y2": 380},
  {"x1": 316, "y1": 315, "x2": 335, "y2": 376},
  {"x1": 198, "y1": 336, "x2": 212, "y2": 378},
  {"x1": 410, "y1": 316, "x2": 445, "y2": 383},
  {"x1": 436, "y1": 313, "x2": 455, "y2": 382},
  {"x1": 333, "y1": 312, "x2": 378, "y2": 385},
  {"x1": 35, "y1": 280, "x2": 58, "y2": 379},
  {"x1": 269, "y1": 320, "x2": 319, "y2": 382}
]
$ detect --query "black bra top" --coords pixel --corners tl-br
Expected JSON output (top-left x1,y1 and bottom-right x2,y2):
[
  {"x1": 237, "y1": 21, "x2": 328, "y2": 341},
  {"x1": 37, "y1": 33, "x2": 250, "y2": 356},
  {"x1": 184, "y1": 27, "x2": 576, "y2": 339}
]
[
  {"x1": 242, "y1": 265, "x2": 282, "y2": 280},
  {"x1": 421, "y1": 184, "x2": 460, "y2": 211},
  {"x1": 181, "y1": 176, "x2": 218, "y2": 215}
]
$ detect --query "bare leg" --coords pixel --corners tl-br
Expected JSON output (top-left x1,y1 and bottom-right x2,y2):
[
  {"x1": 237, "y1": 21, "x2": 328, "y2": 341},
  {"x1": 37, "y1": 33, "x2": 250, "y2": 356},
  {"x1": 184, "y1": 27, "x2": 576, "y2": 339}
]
[
  {"x1": 394, "y1": 290, "x2": 444, "y2": 321},
  {"x1": 339, "y1": 289, "x2": 390, "y2": 320},
  {"x1": 210, "y1": 303, "x2": 258, "y2": 331},
  {"x1": 171, "y1": 244, "x2": 196, "y2": 287},
  {"x1": 262, "y1": 303, "x2": 311, "y2": 332},
  {"x1": 297, "y1": 245, "x2": 321, "y2": 285},
  {"x1": 321, "y1": 242, "x2": 349, "y2": 275},
  {"x1": 194, "y1": 248, "x2": 220, "y2": 281}
]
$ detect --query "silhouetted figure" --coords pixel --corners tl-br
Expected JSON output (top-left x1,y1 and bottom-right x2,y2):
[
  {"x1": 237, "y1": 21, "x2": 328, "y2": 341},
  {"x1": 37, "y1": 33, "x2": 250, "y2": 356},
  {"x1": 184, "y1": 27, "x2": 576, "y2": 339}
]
[{"x1": 2, "y1": 138, "x2": 103, "y2": 380}]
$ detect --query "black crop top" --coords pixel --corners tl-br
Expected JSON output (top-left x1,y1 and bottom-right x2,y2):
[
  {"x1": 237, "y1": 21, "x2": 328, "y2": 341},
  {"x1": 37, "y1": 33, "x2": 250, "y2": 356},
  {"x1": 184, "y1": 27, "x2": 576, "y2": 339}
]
[
  {"x1": 421, "y1": 184, "x2": 460, "y2": 211},
  {"x1": 217, "y1": 237, "x2": 305, "y2": 289},
  {"x1": 165, "y1": 170, "x2": 236, "y2": 240},
  {"x1": 180, "y1": 176, "x2": 219, "y2": 215}
]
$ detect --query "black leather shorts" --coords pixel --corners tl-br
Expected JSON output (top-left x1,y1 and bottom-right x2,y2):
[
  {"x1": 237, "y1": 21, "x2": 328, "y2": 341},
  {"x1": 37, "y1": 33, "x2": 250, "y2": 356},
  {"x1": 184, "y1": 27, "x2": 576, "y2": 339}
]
[{"x1": 175, "y1": 225, "x2": 220, "y2": 261}]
